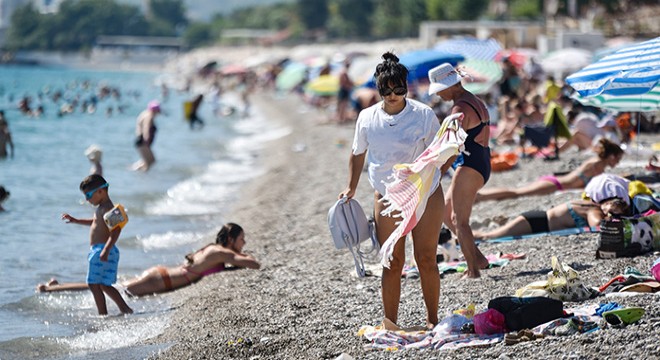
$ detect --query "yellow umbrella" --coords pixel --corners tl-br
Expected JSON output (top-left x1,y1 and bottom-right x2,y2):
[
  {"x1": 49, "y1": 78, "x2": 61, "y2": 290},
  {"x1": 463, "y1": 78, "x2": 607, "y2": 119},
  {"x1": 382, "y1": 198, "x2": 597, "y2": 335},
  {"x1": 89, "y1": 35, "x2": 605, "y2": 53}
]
[{"x1": 305, "y1": 74, "x2": 339, "y2": 96}]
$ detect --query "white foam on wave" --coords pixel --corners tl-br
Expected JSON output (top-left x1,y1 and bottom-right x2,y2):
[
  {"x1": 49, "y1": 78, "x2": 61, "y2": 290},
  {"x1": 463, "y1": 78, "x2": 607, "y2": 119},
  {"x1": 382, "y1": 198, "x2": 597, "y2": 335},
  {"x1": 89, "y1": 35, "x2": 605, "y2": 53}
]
[
  {"x1": 58, "y1": 313, "x2": 168, "y2": 353},
  {"x1": 136, "y1": 230, "x2": 205, "y2": 250},
  {"x1": 145, "y1": 104, "x2": 288, "y2": 218}
]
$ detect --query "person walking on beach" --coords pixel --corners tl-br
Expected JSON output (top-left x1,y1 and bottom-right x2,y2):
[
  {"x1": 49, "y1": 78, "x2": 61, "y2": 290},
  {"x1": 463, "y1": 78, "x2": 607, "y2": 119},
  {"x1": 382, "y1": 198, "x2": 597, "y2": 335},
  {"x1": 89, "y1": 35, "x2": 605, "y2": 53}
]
[
  {"x1": 38, "y1": 223, "x2": 260, "y2": 296},
  {"x1": 132, "y1": 100, "x2": 160, "y2": 172},
  {"x1": 0, "y1": 111, "x2": 14, "y2": 159},
  {"x1": 428, "y1": 63, "x2": 492, "y2": 278},
  {"x1": 339, "y1": 52, "x2": 444, "y2": 329},
  {"x1": 61, "y1": 175, "x2": 133, "y2": 315},
  {"x1": 336, "y1": 60, "x2": 354, "y2": 123}
]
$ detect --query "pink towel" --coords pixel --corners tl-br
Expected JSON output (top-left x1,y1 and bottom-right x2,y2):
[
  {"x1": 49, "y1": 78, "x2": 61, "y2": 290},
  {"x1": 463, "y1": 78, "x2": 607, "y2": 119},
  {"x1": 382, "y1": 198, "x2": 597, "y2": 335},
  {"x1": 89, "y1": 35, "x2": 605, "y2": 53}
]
[{"x1": 379, "y1": 113, "x2": 467, "y2": 268}]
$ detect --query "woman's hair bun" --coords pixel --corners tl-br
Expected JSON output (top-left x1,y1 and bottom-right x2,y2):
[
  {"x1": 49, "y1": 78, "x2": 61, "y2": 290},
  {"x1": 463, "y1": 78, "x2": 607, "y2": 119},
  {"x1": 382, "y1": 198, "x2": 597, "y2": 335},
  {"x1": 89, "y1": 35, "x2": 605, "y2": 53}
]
[{"x1": 382, "y1": 52, "x2": 399, "y2": 63}]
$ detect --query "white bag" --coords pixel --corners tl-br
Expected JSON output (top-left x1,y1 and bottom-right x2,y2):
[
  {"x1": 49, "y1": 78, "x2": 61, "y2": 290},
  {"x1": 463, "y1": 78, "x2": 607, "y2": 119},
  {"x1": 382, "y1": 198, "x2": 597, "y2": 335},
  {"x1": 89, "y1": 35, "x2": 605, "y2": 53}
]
[{"x1": 328, "y1": 197, "x2": 379, "y2": 277}]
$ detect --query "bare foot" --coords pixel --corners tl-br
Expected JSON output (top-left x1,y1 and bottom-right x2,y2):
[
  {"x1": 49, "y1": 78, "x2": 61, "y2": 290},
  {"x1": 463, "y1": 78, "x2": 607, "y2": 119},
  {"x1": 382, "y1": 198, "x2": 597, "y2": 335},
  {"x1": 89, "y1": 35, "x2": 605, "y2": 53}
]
[{"x1": 36, "y1": 278, "x2": 59, "y2": 292}]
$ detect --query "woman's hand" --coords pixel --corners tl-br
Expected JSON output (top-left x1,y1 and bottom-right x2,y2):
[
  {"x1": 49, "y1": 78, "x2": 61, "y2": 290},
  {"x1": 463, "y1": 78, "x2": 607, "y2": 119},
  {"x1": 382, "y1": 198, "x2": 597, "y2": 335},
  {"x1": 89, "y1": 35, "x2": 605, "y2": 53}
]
[{"x1": 339, "y1": 188, "x2": 355, "y2": 200}]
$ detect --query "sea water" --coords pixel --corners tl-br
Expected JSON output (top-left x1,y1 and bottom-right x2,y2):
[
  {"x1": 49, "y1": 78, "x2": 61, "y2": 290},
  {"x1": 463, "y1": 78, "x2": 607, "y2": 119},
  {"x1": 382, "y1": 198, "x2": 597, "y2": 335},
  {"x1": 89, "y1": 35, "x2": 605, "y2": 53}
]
[{"x1": 0, "y1": 65, "x2": 289, "y2": 359}]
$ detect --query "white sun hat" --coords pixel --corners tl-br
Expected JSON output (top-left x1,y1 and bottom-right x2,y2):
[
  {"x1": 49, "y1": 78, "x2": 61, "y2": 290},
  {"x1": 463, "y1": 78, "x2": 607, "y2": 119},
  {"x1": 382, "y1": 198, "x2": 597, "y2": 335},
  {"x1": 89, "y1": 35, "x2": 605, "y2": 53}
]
[{"x1": 428, "y1": 63, "x2": 462, "y2": 95}]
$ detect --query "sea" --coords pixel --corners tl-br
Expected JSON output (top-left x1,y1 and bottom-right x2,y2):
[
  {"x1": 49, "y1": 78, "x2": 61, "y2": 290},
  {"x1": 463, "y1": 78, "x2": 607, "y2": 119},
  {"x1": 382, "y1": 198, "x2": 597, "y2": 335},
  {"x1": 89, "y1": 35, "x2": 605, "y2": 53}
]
[{"x1": 0, "y1": 64, "x2": 290, "y2": 359}]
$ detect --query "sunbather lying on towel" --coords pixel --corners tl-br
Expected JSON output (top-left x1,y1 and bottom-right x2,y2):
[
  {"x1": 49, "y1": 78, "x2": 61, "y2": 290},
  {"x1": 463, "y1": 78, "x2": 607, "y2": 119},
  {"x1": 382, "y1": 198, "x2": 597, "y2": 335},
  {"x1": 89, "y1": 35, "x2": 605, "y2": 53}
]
[
  {"x1": 473, "y1": 198, "x2": 629, "y2": 240},
  {"x1": 476, "y1": 138, "x2": 623, "y2": 203},
  {"x1": 37, "y1": 223, "x2": 260, "y2": 296}
]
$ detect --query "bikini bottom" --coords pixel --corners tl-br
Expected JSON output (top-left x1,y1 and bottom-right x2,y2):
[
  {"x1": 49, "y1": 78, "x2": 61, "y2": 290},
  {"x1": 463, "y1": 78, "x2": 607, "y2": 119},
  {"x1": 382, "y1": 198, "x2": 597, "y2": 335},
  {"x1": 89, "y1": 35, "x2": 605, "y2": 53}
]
[
  {"x1": 156, "y1": 266, "x2": 173, "y2": 291},
  {"x1": 539, "y1": 175, "x2": 563, "y2": 191},
  {"x1": 521, "y1": 210, "x2": 550, "y2": 233}
]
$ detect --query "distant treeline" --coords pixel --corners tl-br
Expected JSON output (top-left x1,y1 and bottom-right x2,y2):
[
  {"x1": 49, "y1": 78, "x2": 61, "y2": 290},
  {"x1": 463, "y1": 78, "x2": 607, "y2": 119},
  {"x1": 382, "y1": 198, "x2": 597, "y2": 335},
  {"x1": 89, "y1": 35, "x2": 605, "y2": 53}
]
[{"x1": 5, "y1": 0, "x2": 655, "y2": 51}]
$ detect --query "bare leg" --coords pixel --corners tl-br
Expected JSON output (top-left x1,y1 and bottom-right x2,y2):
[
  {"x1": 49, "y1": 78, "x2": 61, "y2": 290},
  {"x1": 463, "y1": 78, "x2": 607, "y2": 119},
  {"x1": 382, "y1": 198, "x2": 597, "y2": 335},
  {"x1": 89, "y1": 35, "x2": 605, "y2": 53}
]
[
  {"x1": 476, "y1": 180, "x2": 558, "y2": 202},
  {"x1": 474, "y1": 216, "x2": 533, "y2": 240},
  {"x1": 411, "y1": 187, "x2": 443, "y2": 328},
  {"x1": 374, "y1": 192, "x2": 405, "y2": 325},
  {"x1": 37, "y1": 278, "x2": 88, "y2": 292},
  {"x1": 89, "y1": 284, "x2": 108, "y2": 315},
  {"x1": 101, "y1": 285, "x2": 133, "y2": 314},
  {"x1": 446, "y1": 168, "x2": 488, "y2": 278}
]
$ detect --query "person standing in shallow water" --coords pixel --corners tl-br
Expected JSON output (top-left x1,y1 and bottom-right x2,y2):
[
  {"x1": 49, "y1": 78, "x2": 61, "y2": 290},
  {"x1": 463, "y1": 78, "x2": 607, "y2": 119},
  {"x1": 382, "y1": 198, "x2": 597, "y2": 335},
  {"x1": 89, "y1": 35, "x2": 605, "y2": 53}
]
[
  {"x1": 0, "y1": 111, "x2": 14, "y2": 159},
  {"x1": 132, "y1": 100, "x2": 160, "y2": 172},
  {"x1": 339, "y1": 52, "x2": 445, "y2": 329},
  {"x1": 428, "y1": 63, "x2": 491, "y2": 279}
]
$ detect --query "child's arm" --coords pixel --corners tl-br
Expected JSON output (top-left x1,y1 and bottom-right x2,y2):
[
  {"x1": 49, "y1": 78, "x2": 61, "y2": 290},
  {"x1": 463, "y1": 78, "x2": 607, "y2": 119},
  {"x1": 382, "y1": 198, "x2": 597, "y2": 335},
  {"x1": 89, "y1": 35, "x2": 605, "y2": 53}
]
[
  {"x1": 100, "y1": 227, "x2": 121, "y2": 262},
  {"x1": 61, "y1": 213, "x2": 93, "y2": 226}
]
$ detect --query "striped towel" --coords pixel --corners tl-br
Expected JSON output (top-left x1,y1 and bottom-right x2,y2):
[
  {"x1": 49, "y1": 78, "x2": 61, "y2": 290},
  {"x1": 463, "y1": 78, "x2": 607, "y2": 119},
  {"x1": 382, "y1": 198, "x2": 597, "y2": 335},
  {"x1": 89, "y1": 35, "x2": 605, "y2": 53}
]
[{"x1": 379, "y1": 113, "x2": 467, "y2": 268}]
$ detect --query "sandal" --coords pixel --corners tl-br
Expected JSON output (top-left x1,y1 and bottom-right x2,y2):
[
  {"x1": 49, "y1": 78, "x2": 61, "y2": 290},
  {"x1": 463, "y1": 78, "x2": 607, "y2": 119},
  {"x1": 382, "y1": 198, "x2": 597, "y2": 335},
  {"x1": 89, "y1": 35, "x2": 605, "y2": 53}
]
[
  {"x1": 602, "y1": 307, "x2": 645, "y2": 327},
  {"x1": 504, "y1": 329, "x2": 544, "y2": 345}
]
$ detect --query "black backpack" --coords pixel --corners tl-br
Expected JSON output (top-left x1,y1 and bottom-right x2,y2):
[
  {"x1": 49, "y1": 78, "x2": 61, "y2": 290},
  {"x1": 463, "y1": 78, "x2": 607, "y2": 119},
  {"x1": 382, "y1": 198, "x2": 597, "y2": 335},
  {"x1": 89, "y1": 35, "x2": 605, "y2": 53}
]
[{"x1": 488, "y1": 296, "x2": 565, "y2": 331}]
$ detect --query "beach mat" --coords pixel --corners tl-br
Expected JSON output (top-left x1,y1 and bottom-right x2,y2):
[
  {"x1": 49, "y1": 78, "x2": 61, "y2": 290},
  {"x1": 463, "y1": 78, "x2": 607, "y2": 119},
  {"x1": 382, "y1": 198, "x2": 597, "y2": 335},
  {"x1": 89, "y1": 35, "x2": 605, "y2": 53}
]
[{"x1": 481, "y1": 226, "x2": 599, "y2": 244}]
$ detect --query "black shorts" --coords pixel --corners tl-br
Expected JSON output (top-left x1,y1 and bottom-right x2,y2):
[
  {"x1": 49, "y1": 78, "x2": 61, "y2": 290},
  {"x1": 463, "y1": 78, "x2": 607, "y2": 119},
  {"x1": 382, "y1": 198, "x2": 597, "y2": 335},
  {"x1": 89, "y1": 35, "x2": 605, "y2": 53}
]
[{"x1": 521, "y1": 210, "x2": 549, "y2": 233}]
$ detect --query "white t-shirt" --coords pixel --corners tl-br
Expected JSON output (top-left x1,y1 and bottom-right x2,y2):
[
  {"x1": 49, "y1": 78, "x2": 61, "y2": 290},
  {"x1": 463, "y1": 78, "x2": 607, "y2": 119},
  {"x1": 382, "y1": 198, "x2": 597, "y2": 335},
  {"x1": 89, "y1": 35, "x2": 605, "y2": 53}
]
[{"x1": 352, "y1": 98, "x2": 441, "y2": 195}]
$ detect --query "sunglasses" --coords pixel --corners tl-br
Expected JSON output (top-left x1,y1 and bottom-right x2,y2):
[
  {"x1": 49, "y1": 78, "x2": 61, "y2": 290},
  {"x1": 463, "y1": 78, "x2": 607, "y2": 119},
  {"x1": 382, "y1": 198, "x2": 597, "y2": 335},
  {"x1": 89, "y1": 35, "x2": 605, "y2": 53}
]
[
  {"x1": 379, "y1": 86, "x2": 407, "y2": 97},
  {"x1": 84, "y1": 183, "x2": 108, "y2": 200}
]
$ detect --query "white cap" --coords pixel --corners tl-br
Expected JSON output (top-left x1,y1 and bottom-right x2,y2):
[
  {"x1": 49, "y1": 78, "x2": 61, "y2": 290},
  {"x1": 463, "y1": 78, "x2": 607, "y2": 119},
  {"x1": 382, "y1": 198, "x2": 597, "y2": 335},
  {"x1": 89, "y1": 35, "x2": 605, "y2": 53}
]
[
  {"x1": 85, "y1": 144, "x2": 102, "y2": 161},
  {"x1": 585, "y1": 174, "x2": 630, "y2": 205},
  {"x1": 428, "y1": 63, "x2": 461, "y2": 95}
]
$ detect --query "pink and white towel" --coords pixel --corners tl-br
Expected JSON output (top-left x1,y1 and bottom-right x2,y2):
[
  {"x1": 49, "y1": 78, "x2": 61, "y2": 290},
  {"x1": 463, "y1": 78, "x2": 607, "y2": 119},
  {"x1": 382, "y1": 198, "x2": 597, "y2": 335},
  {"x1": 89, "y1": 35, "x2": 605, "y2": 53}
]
[{"x1": 379, "y1": 113, "x2": 467, "y2": 268}]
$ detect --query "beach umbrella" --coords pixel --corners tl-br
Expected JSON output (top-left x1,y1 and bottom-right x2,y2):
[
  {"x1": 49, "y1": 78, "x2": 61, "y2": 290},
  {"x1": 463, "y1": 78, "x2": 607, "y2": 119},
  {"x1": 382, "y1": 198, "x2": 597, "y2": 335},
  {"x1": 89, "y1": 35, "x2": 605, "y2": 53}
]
[
  {"x1": 572, "y1": 85, "x2": 660, "y2": 112},
  {"x1": 398, "y1": 50, "x2": 465, "y2": 83},
  {"x1": 220, "y1": 63, "x2": 248, "y2": 76},
  {"x1": 275, "y1": 62, "x2": 307, "y2": 91},
  {"x1": 305, "y1": 74, "x2": 339, "y2": 96},
  {"x1": 434, "y1": 37, "x2": 502, "y2": 61},
  {"x1": 347, "y1": 55, "x2": 381, "y2": 86},
  {"x1": 565, "y1": 36, "x2": 660, "y2": 98},
  {"x1": 459, "y1": 59, "x2": 503, "y2": 95},
  {"x1": 495, "y1": 48, "x2": 538, "y2": 69},
  {"x1": 540, "y1": 48, "x2": 593, "y2": 77}
]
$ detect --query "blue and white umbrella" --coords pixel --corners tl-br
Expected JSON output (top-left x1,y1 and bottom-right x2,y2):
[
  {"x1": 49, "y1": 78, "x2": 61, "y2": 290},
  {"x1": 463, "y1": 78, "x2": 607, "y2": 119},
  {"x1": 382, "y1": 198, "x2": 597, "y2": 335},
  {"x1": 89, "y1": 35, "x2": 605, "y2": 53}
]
[
  {"x1": 565, "y1": 36, "x2": 660, "y2": 97},
  {"x1": 434, "y1": 37, "x2": 502, "y2": 61}
]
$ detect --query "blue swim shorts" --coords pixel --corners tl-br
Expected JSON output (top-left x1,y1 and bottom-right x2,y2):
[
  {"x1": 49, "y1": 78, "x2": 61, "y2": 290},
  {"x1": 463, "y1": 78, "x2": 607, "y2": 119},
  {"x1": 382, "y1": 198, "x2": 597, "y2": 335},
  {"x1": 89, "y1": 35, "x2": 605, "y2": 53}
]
[{"x1": 87, "y1": 244, "x2": 119, "y2": 286}]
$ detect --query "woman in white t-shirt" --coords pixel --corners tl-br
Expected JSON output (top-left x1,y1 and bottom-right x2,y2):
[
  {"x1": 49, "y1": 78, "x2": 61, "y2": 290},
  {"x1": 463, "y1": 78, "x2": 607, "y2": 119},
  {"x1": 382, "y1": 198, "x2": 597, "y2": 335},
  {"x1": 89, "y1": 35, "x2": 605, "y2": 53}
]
[{"x1": 339, "y1": 52, "x2": 445, "y2": 329}]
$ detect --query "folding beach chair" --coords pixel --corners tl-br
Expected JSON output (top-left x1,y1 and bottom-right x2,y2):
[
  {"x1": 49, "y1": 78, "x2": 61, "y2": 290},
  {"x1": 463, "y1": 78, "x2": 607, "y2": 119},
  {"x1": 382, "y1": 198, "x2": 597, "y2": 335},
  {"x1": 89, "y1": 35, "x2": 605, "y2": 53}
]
[{"x1": 521, "y1": 101, "x2": 571, "y2": 161}]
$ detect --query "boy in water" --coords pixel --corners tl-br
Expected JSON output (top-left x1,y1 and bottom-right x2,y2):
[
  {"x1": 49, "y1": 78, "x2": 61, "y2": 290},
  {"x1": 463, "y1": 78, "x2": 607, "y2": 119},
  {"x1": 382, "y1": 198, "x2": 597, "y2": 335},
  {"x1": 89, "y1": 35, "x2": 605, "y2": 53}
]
[{"x1": 61, "y1": 175, "x2": 133, "y2": 315}]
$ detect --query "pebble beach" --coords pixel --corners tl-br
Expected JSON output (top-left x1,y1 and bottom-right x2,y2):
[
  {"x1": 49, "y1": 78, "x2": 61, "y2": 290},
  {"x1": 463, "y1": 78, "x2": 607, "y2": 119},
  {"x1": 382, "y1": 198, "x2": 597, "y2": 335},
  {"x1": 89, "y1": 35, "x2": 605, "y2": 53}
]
[{"x1": 140, "y1": 44, "x2": 660, "y2": 359}]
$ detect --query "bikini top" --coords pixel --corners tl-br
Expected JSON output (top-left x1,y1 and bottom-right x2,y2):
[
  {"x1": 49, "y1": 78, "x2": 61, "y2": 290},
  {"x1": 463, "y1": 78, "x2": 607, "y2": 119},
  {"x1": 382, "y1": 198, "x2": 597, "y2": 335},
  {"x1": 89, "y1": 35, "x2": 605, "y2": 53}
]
[{"x1": 577, "y1": 172, "x2": 593, "y2": 185}]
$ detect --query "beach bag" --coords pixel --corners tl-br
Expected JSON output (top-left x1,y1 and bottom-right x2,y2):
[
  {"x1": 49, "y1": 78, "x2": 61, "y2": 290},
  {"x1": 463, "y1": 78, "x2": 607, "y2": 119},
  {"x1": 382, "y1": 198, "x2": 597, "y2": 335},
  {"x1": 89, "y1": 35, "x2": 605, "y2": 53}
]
[
  {"x1": 473, "y1": 308, "x2": 507, "y2": 335},
  {"x1": 516, "y1": 256, "x2": 597, "y2": 302},
  {"x1": 597, "y1": 213, "x2": 660, "y2": 259},
  {"x1": 328, "y1": 197, "x2": 379, "y2": 277},
  {"x1": 488, "y1": 296, "x2": 564, "y2": 331}
]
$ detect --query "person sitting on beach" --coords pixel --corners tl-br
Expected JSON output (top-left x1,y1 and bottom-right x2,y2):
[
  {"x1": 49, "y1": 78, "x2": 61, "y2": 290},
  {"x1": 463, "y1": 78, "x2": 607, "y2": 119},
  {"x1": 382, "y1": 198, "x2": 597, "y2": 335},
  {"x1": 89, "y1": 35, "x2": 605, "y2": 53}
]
[
  {"x1": 476, "y1": 138, "x2": 623, "y2": 203},
  {"x1": 473, "y1": 197, "x2": 629, "y2": 240},
  {"x1": 37, "y1": 223, "x2": 260, "y2": 297}
]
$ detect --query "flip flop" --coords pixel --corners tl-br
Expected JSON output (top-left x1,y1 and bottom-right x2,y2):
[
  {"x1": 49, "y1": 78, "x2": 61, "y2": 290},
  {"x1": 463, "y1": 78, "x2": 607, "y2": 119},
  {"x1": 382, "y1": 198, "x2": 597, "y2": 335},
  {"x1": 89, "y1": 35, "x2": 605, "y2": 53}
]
[
  {"x1": 618, "y1": 281, "x2": 660, "y2": 293},
  {"x1": 602, "y1": 307, "x2": 645, "y2": 327}
]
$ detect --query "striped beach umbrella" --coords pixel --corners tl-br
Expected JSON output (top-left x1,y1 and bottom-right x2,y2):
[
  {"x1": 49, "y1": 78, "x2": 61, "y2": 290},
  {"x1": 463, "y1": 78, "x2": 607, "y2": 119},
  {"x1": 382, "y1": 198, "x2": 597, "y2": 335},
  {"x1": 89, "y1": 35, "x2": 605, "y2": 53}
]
[
  {"x1": 459, "y1": 59, "x2": 503, "y2": 95},
  {"x1": 572, "y1": 85, "x2": 660, "y2": 112},
  {"x1": 565, "y1": 36, "x2": 660, "y2": 98},
  {"x1": 434, "y1": 37, "x2": 502, "y2": 61}
]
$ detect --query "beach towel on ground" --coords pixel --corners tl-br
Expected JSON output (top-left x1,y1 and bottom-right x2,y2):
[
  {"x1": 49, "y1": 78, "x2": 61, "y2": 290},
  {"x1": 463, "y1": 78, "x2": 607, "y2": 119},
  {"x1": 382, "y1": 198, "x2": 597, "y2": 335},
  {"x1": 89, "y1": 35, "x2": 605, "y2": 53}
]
[{"x1": 379, "y1": 113, "x2": 467, "y2": 268}]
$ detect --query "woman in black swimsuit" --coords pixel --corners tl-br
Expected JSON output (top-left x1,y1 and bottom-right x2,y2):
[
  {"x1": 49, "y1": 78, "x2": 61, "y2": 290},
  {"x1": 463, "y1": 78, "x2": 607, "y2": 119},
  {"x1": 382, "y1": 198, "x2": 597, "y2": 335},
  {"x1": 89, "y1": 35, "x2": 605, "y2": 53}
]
[{"x1": 428, "y1": 63, "x2": 491, "y2": 278}]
